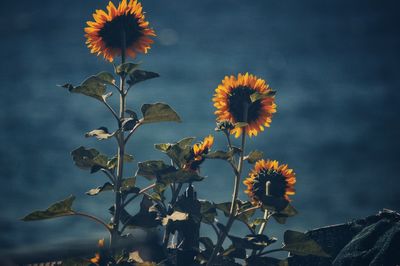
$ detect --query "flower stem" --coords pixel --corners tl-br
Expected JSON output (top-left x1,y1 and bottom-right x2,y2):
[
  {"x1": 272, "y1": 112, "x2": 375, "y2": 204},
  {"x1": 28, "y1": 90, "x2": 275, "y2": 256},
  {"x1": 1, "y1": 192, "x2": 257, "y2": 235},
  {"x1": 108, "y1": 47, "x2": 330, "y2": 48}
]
[
  {"x1": 207, "y1": 129, "x2": 246, "y2": 266},
  {"x1": 111, "y1": 30, "x2": 127, "y2": 250}
]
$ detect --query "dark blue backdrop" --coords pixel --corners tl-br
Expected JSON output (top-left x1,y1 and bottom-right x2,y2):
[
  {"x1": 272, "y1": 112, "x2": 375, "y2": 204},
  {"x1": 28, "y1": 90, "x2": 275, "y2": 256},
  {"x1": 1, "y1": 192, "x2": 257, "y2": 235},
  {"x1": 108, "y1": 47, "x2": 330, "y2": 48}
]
[{"x1": 0, "y1": 0, "x2": 399, "y2": 250}]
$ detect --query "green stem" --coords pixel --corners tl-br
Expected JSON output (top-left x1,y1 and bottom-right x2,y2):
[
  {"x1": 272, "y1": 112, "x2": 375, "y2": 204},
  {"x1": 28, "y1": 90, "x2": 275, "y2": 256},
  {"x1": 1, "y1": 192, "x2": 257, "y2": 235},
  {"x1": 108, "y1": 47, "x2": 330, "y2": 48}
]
[
  {"x1": 111, "y1": 30, "x2": 127, "y2": 250},
  {"x1": 258, "y1": 210, "x2": 270, "y2": 235},
  {"x1": 207, "y1": 129, "x2": 246, "y2": 266},
  {"x1": 71, "y1": 212, "x2": 111, "y2": 234}
]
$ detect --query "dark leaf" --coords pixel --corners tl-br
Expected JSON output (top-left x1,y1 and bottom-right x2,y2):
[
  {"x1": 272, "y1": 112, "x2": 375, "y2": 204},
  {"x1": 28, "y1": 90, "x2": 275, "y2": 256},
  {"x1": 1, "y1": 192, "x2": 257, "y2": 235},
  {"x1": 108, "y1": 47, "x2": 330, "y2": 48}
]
[
  {"x1": 155, "y1": 137, "x2": 195, "y2": 168},
  {"x1": 216, "y1": 222, "x2": 227, "y2": 234},
  {"x1": 161, "y1": 169, "x2": 205, "y2": 183},
  {"x1": 127, "y1": 70, "x2": 159, "y2": 86},
  {"x1": 228, "y1": 234, "x2": 276, "y2": 250},
  {"x1": 124, "y1": 196, "x2": 161, "y2": 228},
  {"x1": 136, "y1": 160, "x2": 176, "y2": 180},
  {"x1": 86, "y1": 182, "x2": 113, "y2": 196},
  {"x1": 199, "y1": 237, "x2": 214, "y2": 252},
  {"x1": 121, "y1": 117, "x2": 138, "y2": 131},
  {"x1": 121, "y1": 177, "x2": 140, "y2": 194},
  {"x1": 246, "y1": 256, "x2": 283, "y2": 266},
  {"x1": 71, "y1": 146, "x2": 108, "y2": 173},
  {"x1": 95, "y1": 71, "x2": 116, "y2": 86},
  {"x1": 85, "y1": 127, "x2": 115, "y2": 140},
  {"x1": 245, "y1": 150, "x2": 264, "y2": 164},
  {"x1": 272, "y1": 203, "x2": 298, "y2": 224},
  {"x1": 204, "y1": 150, "x2": 236, "y2": 160},
  {"x1": 199, "y1": 200, "x2": 217, "y2": 224},
  {"x1": 223, "y1": 245, "x2": 247, "y2": 259},
  {"x1": 59, "y1": 74, "x2": 111, "y2": 102},
  {"x1": 283, "y1": 230, "x2": 330, "y2": 257},
  {"x1": 141, "y1": 103, "x2": 181, "y2": 124},
  {"x1": 22, "y1": 195, "x2": 75, "y2": 221},
  {"x1": 107, "y1": 154, "x2": 134, "y2": 170},
  {"x1": 115, "y1": 62, "x2": 140, "y2": 77},
  {"x1": 125, "y1": 109, "x2": 139, "y2": 120}
]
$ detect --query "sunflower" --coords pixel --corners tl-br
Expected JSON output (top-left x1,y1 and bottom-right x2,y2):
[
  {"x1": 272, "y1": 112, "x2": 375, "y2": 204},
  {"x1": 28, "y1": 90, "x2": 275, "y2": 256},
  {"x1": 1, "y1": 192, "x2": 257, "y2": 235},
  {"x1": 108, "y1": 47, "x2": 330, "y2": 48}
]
[
  {"x1": 85, "y1": 0, "x2": 156, "y2": 62},
  {"x1": 184, "y1": 135, "x2": 214, "y2": 171},
  {"x1": 213, "y1": 73, "x2": 277, "y2": 138},
  {"x1": 243, "y1": 159, "x2": 296, "y2": 210},
  {"x1": 90, "y1": 239, "x2": 106, "y2": 264}
]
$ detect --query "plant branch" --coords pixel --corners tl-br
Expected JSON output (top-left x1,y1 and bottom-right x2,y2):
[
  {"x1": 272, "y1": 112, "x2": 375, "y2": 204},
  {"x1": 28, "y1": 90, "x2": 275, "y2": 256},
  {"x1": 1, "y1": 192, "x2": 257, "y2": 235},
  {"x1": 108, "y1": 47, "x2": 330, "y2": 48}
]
[
  {"x1": 207, "y1": 128, "x2": 247, "y2": 266},
  {"x1": 122, "y1": 183, "x2": 156, "y2": 208},
  {"x1": 102, "y1": 99, "x2": 119, "y2": 122},
  {"x1": 71, "y1": 211, "x2": 111, "y2": 234},
  {"x1": 101, "y1": 168, "x2": 116, "y2": 184},
  {"x1": 258, "y1": 248, "x2": 285, "y2": 256}
]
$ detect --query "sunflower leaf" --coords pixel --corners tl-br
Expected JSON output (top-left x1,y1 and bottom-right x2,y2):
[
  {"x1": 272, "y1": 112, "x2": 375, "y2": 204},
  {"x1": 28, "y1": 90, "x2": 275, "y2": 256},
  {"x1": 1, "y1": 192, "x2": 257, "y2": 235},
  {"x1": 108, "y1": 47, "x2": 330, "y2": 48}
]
[
  {"x1": 204, "y1": 150, "x2": 236, "y2": 160},
  {"x1": 136, "y1": 160, "x2": 176, "y2": 180},
  {"x1": 272, "y1": 203, "x2": 298, "y2": 224},
  {"x1": 161, "y1": 169, "x2": 205, "y2": 183},
  {"x1": 155, "y1": 137, "x2": 195, "y2": 168},
  {"x1": 127, "y1": 70, "x2": 160, "y2": 86},
  {"x1": 71, "y1": 146, "x2": 109, "y2": 173},
  {"x1": 22, "y1": 195, "x2": 75, "y2": 221},
  {"x1": 245, "y1": 150, "x2": 264, "y2": 164},
  {"x1": 85, "y1": 127, "x2": 115, "y2": 140},
  {"x1": 199, "y1": 200, "x2": 217, "y2": 224},
  {"x1": 283, "y1": 230, "x2": 330, "y2": 257},
  {"x1": 141, "y1": 103, "x2": 182, "y2": 124},
  {"x1": 107, "y1": 154, "x2": 134, "y2": 170},
  {"x1": 59, "y1": 74, "x2": 111, "y2": 102},
  {"x1": 86, "y1": 182, "x2": 114, "y2": 196},
  {"x1": 95, "y1": 71, "x2": 116, "y2": 86},
  {"x1": 115, "y1": 62, "x2": 140, "y2": 77}
]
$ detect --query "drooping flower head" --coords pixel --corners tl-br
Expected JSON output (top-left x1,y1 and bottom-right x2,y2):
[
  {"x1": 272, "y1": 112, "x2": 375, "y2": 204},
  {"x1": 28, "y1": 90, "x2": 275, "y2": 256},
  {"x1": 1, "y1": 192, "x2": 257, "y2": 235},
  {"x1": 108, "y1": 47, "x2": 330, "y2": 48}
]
[
  {"x1": 244, "y1": 159, "x2": 296, "y2": 210},
  {"x1": 85, "y1": 0, "x2": 156, "y2": 62},
  {"x1": 184, "y1": 135, "x2": 214, "y2": 171},
  {"x1": 213, "y1": 73, "x2": 277, "y2": 138}
]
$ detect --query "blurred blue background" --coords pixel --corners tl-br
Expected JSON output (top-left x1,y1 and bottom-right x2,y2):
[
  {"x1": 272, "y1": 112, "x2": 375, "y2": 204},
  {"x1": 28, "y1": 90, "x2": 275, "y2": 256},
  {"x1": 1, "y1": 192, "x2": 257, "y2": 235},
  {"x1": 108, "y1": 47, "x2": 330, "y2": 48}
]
[{"x1": 0, "y1": 0, "x2": 399, "y2": 252}]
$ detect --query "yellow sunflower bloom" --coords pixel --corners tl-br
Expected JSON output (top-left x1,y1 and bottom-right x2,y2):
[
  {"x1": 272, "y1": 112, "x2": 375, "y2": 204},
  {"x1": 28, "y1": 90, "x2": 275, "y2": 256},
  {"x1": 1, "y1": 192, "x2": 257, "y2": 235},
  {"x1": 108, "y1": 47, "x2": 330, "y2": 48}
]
[
  {"x1": 213, "y1": 73, "x2": 277, "y2": 138},
  {"x1": 184, "y1": 135, "x2": 214, "y2": 171},
  {"x1": 84, "y1": 0, "x2": 156, "y2": 62},
  {"x1": 243, "y1": 159, "x2": 296, "y2": 210}
]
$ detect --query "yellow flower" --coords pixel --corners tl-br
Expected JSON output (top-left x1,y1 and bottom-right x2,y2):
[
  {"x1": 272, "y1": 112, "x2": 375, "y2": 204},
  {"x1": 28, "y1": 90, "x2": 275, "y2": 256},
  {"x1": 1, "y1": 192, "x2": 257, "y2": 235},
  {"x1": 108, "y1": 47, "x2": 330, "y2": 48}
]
[
  {"x1": 213, "y1": 73, "x2": 276, "y2": 138},
  {"x1": 85, "y1": 0, "x2": 156, "y2": 62},
  {"x1": 243, "y1": 159, "x2": 296, "y2": 210},
  {"x1": 184, "y1": 135, "x2": 214, "y2": 171}
]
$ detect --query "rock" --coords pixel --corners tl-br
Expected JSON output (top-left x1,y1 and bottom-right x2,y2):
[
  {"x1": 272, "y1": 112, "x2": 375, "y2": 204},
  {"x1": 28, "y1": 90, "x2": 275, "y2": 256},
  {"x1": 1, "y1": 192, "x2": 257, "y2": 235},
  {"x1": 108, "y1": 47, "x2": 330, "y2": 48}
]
[{"x1": 288, "y1": 209, "x2": 400, "y2": 266}]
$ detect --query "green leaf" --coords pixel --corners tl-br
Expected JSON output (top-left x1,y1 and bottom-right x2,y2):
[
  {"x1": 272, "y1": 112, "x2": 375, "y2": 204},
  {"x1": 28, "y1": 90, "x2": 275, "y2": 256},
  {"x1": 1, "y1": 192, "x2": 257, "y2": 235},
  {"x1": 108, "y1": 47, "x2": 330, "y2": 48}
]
[
  {"x1": 155, "y1": 137, "x2": 195, "y2": 168},
  {"x1": 272, "y1": 203, "x2": 298, "y2": 224},
  {"x1": 123, "y1": 196, "x2": 161, "y2": 228},
  {"x1": 22, "y1": 195, "x2": 75, "y2": 221},
  {"x1": 127, "y1": 70, "x2": 160, "y2": 86},
  {"x1": 161, "y1": 169, "x2": 205, "y2": 183},
  {"x1": 245, "y1": 150, "x2": 264, "y2": 164},
  {"x1": 162, "y1": 211, "x2": 189, "y2": 226},
  {"x1": 228, "y1": 234, "x2": 276, "y2": 250},
  {"x1": 199, "y1": 237, "x2": 214, "y2": 251},
  {"x1": 250, "y1": 91, "x2": 276, "y2": 103},
  {"x1": 59, "y1": 75, "x2": 110, "y2": 102},
  {"x1": 121, "y1": 177, "x2": 140, "y2": 194},
  {"x1": 121, "y1": 117, "x2": 138, "y2": 131},
  {"x1": 71, "y1": 146, "x2": 108, "y2": 173},
  {"x1": 199, "y1": 200, "x2": 217, "y2": 224},
  {"x1": 95, "y1": 71, "x2": 116, "y2": 86},
  {"x1": 283, "y1": 230, "x2": 330, "y2": 257},
  {"x1": 126, "y1": 109, "x2": 139, "y2": 120},
  {"x1": 215, "y1": 202, "x2": 231, "y2": 216},
  {"x1": 249, "y1": 218, "x2": 268, "y2": 228},
  {"x1": 141, "y1": 103, "x2": 181, "y2": 124},
  {"x1": 85, "y1": 127, "x2": 115, "y2": 140},
  {"x1": 223, "y1": 245, "x2": 246, "y2": 259},
  {"x1": 107, "y1": 154, "x2": 134, "y2": 170},
  {"x1": 115, "y1": 62, "x2": 140, "y2": 76},
  {"x1": 136, "y1": 160, "x2": 176, "y2": 180},
  {"x1": 246, "y1": 256, "x2": 283, "y2": 266},
  {"x1": 86, "y1": 182, "x2": 113, "y2": 196},
  {"x1": 204, "y1": 150, "x2": 237, "y2": 160}
]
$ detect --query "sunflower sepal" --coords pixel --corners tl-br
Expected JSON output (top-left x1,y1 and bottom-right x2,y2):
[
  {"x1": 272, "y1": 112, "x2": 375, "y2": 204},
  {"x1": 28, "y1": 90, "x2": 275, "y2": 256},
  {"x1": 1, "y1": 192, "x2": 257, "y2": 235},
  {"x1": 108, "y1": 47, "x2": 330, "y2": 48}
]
[{"x1": 250, "y1": 90, "x2": 276, "y2": 103}]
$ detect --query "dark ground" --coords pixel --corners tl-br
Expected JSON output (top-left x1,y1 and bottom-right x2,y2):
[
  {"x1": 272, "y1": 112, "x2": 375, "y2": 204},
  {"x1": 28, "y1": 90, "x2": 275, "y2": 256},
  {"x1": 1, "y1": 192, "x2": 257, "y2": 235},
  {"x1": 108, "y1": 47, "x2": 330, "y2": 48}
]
[{"x1": 0, "y1": 0, "x2": 399, "y2": 253}]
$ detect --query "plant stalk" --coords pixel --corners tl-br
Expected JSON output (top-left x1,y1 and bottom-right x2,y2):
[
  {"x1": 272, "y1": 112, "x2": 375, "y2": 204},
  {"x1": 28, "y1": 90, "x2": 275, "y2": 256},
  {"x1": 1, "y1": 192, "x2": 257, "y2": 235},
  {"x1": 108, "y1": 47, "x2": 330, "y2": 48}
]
[
  {"x1": 111, "y1": 30, "x2": 127, "y2": 250},
  {"x1": 207, "y1": 128, "x2": 246, "y2": 266}
]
